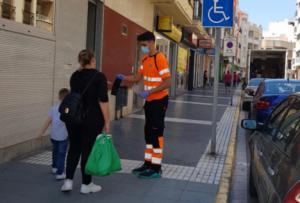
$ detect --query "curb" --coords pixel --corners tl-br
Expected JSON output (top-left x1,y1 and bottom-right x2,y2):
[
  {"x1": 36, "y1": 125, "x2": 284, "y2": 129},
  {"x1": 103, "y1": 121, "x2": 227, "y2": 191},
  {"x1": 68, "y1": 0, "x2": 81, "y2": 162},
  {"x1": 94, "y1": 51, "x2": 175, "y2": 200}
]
[{"x1": 215, "y1": 94, "x2": 242, "y2": 203}]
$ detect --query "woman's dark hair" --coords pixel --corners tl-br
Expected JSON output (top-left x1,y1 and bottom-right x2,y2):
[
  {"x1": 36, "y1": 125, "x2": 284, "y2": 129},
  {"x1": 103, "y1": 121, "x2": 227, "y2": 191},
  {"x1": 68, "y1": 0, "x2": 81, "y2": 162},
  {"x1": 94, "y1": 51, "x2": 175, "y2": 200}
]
[{"x1": 78, "y1": 49, "x2": 94, "y2": 67}]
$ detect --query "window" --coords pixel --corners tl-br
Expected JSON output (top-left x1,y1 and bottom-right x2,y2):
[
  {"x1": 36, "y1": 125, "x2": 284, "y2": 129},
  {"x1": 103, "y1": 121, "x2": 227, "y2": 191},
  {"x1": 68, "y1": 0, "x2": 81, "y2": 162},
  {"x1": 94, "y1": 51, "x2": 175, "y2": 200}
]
[
  {"x1": 193, "y1": 0, "x2": 202, "y2": 21},
  {"x1": 0, "y1": 0, "x2": 54, "y2": 32},
  {"x1": 267, "y1": 98, "x2": 292, "y2": 136},
  {"x1": 36, "y1": 0, "x2": 54, "y2": 32},
  {"x1": 249, "y1": 31, "x2": 254, "y2": 38},
  {"x1": 265, "y1": 81, "x2": 300, "y2": 95},
  {"x1": 23, "y1": 0, "x2": 34, "y2": 25},
  {"x1": 274, "y1": 100, "x2": 300, "y2": 152},
  {"x1": 1, "y1": 0, "x2": 15, "y2": 20}
]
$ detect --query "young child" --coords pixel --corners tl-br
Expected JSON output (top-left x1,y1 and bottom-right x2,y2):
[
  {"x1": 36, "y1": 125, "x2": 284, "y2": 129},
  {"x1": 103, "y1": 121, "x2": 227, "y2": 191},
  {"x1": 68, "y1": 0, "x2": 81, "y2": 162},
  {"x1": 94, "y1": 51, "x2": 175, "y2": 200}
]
[{"x1": 38, "y1": 88, "x2": 69, "y2": 180}]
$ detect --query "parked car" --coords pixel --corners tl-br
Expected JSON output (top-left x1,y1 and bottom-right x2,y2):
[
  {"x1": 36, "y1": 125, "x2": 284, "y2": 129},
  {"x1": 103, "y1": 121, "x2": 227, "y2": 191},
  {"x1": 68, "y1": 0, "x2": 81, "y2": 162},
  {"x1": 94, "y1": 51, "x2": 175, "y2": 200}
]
[
  {"x1": 242, "y1": 94, "x2": 300, "y2": 203},
  {"x1": 242, "y1": 78, "x2": 264, "y2": 111},
  {"x1": 251, "y1": 79, "x2": 300, "y2": 125}
]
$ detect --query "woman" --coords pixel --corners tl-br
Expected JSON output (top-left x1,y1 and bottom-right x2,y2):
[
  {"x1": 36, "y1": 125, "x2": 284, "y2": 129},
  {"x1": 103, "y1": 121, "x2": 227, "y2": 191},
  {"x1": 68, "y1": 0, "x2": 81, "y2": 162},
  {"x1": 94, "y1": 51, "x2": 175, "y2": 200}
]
[{"x1": 61, "y1": 49, "x2": 110, "y2": 194}]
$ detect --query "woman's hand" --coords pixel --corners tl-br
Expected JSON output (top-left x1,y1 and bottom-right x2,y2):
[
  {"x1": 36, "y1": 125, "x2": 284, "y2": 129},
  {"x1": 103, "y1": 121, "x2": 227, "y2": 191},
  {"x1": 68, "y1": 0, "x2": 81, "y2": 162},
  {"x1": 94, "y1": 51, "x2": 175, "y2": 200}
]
[{"x1": 104, "y1": 122, "x2": 110, "y2": 134}]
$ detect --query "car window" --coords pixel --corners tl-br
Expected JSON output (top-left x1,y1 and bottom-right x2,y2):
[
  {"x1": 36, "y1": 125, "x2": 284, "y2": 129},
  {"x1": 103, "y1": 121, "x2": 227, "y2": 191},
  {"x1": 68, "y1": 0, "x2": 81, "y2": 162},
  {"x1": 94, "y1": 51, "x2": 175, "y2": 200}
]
[
  {"x1": 267, "y1": 98, "x2": 292, "y2": 132},
  {"x1": 269, "y1": 99, "x2": 291, "y2": 123},
  {"x1": 249, "y1": 79, "x2": 262, "y2": 86},
  {"x1": 265, "y1": 82, "x2": 300, "y2": 95},
  {"x1": 273, "y1": 100, "x2": 300, "y2": 153}
]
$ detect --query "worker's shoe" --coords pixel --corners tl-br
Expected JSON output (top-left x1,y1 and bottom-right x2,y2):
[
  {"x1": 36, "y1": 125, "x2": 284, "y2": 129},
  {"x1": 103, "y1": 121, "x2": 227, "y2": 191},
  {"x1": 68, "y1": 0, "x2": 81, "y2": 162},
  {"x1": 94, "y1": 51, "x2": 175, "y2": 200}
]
[
  {"x1": 138, "y1": 169, "x2": 162, "y2": 179},
  {"x1": 132, "y1": 163, "x2": 150, "y2": 175}
]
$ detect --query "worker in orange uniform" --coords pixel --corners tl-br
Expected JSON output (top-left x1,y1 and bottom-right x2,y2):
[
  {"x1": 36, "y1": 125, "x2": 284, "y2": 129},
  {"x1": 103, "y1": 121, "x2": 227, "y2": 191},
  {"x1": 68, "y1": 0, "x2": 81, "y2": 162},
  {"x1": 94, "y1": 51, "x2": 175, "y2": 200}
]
[{"x1": 117, "y1": 31, "x2": 171, "y2": 179}]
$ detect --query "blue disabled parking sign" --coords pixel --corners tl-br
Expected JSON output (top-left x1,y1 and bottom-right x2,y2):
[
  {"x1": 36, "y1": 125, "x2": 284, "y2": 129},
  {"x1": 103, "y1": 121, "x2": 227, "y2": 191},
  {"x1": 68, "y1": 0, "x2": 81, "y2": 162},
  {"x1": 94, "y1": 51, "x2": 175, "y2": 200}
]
[{"x1": 202, "y1": 0, "x2": 234, "y2": 27}]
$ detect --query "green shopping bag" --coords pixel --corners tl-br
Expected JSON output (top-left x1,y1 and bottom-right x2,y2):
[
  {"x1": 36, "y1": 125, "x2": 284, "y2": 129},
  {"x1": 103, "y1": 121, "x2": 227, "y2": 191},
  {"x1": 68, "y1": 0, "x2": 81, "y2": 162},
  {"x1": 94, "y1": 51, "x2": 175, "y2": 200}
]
[{"x1": 85, "y1": 133, "x2": 122, "y2": 176}]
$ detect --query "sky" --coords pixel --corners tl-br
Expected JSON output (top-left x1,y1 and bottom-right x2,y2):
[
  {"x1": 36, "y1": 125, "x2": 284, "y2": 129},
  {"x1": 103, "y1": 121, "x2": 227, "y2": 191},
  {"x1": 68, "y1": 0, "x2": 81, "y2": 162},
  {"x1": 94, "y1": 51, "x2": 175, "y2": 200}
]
[{"x1": 239, "y1": 0, "x2": 295, "y2": 33}]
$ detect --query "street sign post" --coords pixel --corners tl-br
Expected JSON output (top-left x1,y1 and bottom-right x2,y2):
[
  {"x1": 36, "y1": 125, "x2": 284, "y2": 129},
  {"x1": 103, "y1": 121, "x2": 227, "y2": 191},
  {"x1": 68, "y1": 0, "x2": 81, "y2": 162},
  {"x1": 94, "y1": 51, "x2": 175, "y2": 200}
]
[
  {"x1": 223, "y1": 37, "x2": 236, "y2": 106},
  {"x1": 202, "y1": 0, "x2": 234, "y2": 155}
]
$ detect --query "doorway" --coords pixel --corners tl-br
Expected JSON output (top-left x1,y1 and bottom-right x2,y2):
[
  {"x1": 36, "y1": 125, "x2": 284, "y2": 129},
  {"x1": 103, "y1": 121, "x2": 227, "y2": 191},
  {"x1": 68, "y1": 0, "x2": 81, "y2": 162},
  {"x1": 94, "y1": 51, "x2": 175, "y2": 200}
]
[{"x1": 86, "y1": 0, "x2": 103, "y2": 70}]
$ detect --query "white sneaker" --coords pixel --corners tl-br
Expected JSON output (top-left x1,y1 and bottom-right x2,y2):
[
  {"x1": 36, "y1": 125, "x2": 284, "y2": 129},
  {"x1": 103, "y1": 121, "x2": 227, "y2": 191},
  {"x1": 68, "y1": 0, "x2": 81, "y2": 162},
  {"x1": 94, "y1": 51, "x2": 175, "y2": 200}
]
[
  {"x1": 61, "y1": 179, "x2": 73, "y2": 192},
  {"x1": 52, "y1": 168, "x2": 57, "y2": 174},
  {"x1": 56, "y1": 173, "x2": 66, "y2": 180},
  {"x1": 80, "y1": 183, "x2": 102, "y2": 194}
]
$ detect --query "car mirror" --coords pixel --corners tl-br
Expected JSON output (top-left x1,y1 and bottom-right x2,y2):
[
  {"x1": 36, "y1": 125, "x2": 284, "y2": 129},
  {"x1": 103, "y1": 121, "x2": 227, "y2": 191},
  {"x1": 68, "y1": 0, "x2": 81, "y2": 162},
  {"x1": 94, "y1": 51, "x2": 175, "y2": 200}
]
[{"x1": 241, "y1": 119, "x2": 257, "y2": 130}]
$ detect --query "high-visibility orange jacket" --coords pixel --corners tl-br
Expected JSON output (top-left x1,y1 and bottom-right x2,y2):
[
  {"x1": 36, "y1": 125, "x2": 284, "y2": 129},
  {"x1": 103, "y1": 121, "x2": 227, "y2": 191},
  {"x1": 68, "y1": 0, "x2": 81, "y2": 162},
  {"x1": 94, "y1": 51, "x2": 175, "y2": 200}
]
[{"x1": 138, "y1": 52, "x2": 171, "y2": 102}]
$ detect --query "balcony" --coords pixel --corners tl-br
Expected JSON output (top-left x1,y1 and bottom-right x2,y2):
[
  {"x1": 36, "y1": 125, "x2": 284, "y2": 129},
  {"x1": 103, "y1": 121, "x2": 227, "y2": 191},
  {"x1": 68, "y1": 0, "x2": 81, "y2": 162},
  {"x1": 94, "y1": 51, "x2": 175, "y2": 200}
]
[
  {"x1": 293, "y1": 57, "x2": 300, "y2": 68},
  {"x1": 151, "y1": 0, "x2": 193, "y2": 25},
  {"x1": 23, "y1": 10, "x2": 34, "y2": 25},
  {"x1": 0, "y1": 2, "x2": 16, "y2": 20},
  {"x1": 36, "y1": 13, "x2": 53, "y2": 32}
]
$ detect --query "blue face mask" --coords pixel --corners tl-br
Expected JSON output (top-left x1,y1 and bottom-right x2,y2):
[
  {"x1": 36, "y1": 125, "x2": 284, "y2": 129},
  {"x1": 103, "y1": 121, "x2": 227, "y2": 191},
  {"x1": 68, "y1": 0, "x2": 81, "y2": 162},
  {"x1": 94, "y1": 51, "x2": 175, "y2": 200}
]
[{"x1": 141, "y1": 46, "x2": 150, "y2": 54}]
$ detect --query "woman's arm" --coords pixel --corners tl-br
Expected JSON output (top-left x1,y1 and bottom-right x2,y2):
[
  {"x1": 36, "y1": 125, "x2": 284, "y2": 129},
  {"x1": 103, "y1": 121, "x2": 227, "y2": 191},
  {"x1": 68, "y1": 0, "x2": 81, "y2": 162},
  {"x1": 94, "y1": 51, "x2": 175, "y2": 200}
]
[{"x1": 100, "y1": 102, "x2": 110, "y2": 133}]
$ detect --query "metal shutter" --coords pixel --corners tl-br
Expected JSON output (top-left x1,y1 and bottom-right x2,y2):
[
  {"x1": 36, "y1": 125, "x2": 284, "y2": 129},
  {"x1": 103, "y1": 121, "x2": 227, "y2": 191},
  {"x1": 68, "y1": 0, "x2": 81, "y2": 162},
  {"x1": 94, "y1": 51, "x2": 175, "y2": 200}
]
[{"x1": 0, "y1": 29, "x2": 55, "y2": 148}]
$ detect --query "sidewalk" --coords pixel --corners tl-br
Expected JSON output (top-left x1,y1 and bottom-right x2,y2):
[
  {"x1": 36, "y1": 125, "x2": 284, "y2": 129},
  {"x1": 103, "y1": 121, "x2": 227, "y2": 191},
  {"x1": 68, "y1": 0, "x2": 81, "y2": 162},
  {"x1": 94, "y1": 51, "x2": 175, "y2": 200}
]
[{"x1": 0, "y1": 85, "x2": 240, "y2": 203}]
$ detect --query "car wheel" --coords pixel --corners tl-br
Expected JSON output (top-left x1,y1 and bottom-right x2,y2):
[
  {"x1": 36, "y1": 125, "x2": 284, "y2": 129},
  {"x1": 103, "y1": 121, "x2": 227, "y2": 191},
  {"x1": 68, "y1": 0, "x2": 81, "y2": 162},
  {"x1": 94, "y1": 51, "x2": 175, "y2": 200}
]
[{"x1": 249, "y1": 166, "x2": 258, "y2": 197}]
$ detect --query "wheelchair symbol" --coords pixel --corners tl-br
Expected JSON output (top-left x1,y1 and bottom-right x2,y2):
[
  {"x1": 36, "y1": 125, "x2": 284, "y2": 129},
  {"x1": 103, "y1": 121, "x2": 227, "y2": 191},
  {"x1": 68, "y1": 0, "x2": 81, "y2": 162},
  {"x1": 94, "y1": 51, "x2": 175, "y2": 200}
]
[{"x1": 208, "y1": 0, "x2": 230, "y2": 24}]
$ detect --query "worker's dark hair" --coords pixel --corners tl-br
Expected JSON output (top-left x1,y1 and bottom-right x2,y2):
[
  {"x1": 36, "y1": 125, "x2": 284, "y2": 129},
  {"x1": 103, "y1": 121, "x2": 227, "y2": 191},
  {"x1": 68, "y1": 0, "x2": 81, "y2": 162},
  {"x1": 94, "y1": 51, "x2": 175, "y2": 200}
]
[
  {"x1": 78, "y1": 49, "x2": 94, "y2": 67},
  {"x1": 59, "y1": 88, "x2": 69, "y2": 99},
  {"x1": 137, "y1": 31, "x2": 155, "y2": 42}
]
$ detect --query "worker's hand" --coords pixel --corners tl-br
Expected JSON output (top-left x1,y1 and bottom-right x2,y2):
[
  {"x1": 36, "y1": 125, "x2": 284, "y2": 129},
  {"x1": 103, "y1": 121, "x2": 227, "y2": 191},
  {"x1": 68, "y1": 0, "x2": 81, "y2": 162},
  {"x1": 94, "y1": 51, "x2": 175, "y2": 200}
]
[
  {"x1": 139, "y1": 91, "x2": 150, "y2": 99},
  {"x1": 116, "y1": 74, "x2": 125, "y2": 80}
]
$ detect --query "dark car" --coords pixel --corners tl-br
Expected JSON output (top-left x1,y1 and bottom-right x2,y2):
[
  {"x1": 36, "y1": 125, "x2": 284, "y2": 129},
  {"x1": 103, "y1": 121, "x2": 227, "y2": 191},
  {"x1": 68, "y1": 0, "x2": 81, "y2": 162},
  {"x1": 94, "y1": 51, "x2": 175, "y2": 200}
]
[
  {"x1": 251, "y1": 79, "x2": 300, "y2": 125},
  {"x1": 242, "y1": 94, "x2": 300, "y2": 203}
]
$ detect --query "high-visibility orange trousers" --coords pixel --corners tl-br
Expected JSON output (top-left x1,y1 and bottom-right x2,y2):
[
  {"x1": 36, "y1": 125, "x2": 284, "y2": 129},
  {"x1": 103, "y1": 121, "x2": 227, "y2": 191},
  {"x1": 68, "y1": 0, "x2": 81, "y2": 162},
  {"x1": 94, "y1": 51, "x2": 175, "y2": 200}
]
[{"x1": 143, "y1": 96, "x2": 168, "y2": 171}]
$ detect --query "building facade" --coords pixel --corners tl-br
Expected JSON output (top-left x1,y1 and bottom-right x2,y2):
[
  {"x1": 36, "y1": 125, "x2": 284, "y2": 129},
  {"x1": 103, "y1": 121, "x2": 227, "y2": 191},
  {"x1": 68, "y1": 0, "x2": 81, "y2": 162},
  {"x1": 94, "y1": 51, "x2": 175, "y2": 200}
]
[
  {"x1": 291, "y1": 0, "x2": 300, "y2": 78},
  {"x1": 0, "y1": 0, "x2": 216, "y2": 162},
  {"x1": 0, "y1": 0, "x2": 100, "y2": 163}
]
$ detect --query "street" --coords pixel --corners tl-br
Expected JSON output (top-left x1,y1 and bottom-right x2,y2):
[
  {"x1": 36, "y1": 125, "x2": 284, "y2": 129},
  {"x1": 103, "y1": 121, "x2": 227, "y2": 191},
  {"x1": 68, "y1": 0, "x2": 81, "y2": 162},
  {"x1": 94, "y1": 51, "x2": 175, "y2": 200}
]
[
  {"x1": 230, "y1": 110, "x2": 258, "y2": 203},
  {"x1": 1, "y1": 1, "x2": 299, "y2": 203},
  {"x1": 0, "y1": 85, "x2": 239, "y2": 203}
]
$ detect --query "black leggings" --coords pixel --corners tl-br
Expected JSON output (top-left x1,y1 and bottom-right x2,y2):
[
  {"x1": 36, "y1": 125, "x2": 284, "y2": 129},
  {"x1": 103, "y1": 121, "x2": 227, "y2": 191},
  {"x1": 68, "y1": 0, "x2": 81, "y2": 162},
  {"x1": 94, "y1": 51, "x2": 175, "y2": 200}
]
[{"x1": 65, "y1": 122, "x2": 103, "y2": 185}]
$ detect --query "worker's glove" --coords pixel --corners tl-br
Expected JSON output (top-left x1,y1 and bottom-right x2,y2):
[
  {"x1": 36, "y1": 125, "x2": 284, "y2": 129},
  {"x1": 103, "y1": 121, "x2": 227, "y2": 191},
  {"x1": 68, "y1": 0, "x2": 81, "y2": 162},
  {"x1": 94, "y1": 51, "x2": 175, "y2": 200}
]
[
  {"x1": 116, "y1": 74, "x2": 125, "y2": 80},
  {"x1": 139, "y1": 91, "x2": 150, "y2": 99}
]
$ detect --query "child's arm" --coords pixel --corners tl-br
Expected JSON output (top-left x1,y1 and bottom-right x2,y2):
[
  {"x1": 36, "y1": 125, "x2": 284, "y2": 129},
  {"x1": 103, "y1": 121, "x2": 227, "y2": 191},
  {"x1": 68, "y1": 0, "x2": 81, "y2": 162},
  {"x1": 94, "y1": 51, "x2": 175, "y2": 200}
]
[{"x1": 38, "y1": 117, "x2": 52, "y2": 137}]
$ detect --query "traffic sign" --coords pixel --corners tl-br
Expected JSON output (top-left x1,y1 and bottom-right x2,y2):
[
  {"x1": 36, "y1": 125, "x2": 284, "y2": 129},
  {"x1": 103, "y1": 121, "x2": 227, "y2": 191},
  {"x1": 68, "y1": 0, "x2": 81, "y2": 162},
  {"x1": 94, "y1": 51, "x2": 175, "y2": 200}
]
[
  {"x1": 202, "y1": 0, "x2": 234, "y2": 27},
  {"x1": 223, "y1": 37, "x2": 236, "y2": 57}
]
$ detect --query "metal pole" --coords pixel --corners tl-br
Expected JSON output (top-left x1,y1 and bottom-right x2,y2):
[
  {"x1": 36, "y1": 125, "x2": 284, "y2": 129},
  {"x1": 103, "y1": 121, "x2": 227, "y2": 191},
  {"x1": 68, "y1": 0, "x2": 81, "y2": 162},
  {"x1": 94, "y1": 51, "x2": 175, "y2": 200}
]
[
  {"x1": 230, "y1": 56, "x2": 234, "y2": 106},
  {"x1": 210, "y1": 28, "x2": 221, "y2": 155}
]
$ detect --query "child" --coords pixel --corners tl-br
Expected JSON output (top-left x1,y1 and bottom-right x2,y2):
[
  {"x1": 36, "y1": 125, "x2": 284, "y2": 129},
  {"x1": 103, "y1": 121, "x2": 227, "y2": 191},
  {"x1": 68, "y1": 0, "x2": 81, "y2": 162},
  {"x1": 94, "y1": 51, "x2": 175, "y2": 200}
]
[{"x1": 38, "y1": 88, "x2": 69, "y2": 180}]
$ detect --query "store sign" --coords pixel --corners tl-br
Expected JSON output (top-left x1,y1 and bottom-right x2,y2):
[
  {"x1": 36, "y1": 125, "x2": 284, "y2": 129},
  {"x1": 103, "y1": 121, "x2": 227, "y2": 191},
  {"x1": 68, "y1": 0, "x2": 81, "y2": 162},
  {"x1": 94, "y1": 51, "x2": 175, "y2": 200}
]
[
  {"x1": 189, "y1": 33, "x2": 198, "y2": 46},
  {"x1": 223, "y1": 37, "x2": 236, "y2": 57},
  {"x1": 156, "y1": 16, "x2": 173, "y2": 32},
  {"x1": 177, "y1": 47, "x2": 188, "y2": 73},
  {"x1": 163, "y1": 25, "x2": 182, "y2": 43},
  {"x1": 198, "y1": 39, "x2": 213, "y2": 49},
  {"x1": 206, "y1": 48, "x2": 215, "y2": 56}
]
